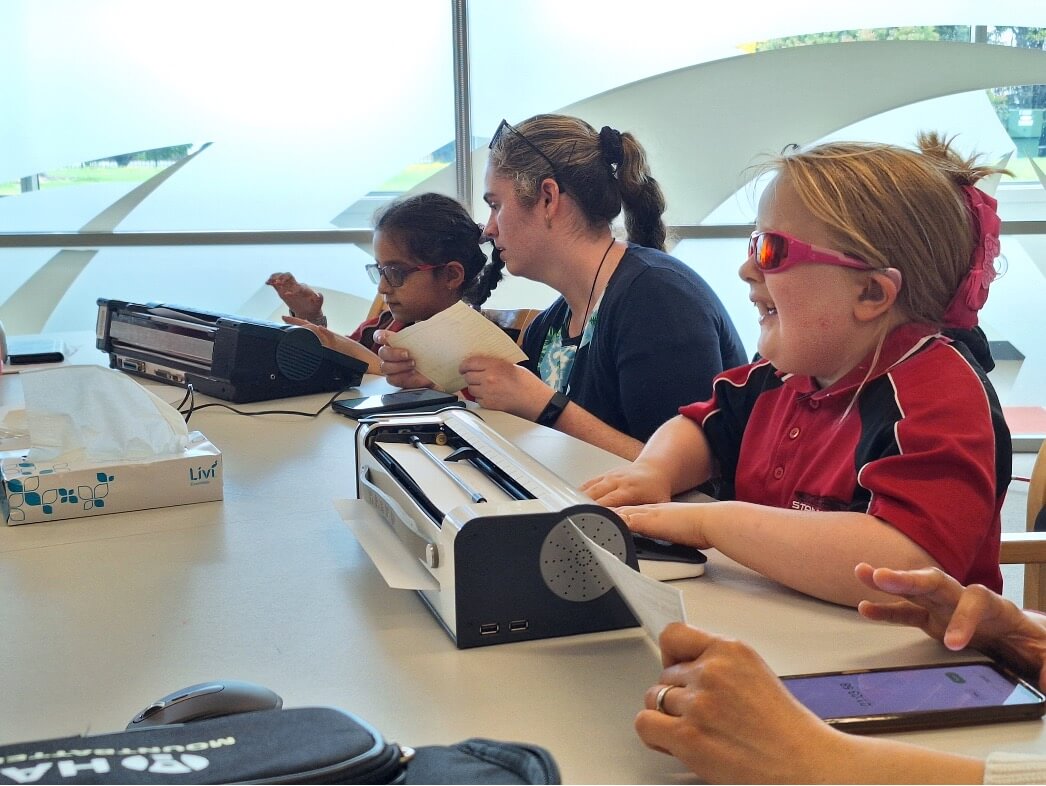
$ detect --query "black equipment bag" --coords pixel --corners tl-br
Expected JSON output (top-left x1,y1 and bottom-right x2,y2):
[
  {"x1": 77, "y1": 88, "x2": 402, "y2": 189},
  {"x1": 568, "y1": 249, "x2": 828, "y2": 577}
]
[{"x1": 0, "y1": 707, "x2": 560, "y2": 785}]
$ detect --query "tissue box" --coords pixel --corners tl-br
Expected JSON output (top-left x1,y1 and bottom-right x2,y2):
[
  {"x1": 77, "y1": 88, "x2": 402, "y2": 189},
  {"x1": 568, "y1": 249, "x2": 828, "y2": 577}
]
[{"x1": 1, "y1": 432, "x2": 222, "y2": 525}]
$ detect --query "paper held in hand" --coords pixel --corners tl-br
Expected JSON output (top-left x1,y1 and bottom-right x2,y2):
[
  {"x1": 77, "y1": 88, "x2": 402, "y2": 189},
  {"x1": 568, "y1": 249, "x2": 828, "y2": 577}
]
[
  {"x1": 385, "y1": 302, "x2": 528, "y2": 393},
  {"x1": 568, "y1": 522, "x2": 688, "y2": 646}
]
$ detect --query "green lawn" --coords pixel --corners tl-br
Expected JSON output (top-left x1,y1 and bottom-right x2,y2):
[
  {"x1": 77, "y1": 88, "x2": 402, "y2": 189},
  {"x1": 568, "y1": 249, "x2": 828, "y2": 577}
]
[
  {"x1": 0, "y1": 164, "x2": 164, "y2": 196},
  {"x1": 0, "y1": 160, "x2": 450, "y2": 197},
  {"x1": 1, "y1": 157, "x2": 1041, "y2": 199},
  {"x1": 372, "y1": 161, "x2": 450, "y2": 192}
]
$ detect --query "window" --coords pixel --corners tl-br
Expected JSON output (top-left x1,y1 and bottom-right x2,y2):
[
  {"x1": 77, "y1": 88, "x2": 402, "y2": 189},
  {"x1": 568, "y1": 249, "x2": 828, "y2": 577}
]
[{"x1": 2, "y1": 2, "x2": 1044, "y2": 413}]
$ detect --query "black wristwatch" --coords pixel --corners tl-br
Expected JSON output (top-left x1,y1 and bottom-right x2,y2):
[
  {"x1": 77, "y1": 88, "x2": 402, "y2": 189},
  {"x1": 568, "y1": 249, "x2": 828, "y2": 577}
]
[{"x1": 536, "y1": 391, "x2": 570, "y2": 427}]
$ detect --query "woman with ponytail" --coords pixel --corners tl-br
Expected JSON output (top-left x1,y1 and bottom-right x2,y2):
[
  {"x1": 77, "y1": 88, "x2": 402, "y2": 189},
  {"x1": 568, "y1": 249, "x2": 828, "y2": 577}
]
[{"x1": 378, "y1": 114, "x2": 746, "y2": 460}]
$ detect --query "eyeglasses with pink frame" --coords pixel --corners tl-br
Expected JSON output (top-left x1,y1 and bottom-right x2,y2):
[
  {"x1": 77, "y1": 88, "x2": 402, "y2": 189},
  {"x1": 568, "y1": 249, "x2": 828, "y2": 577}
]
[{"x1": 749, "y1": 230, "x2": 872, "y2": 273}]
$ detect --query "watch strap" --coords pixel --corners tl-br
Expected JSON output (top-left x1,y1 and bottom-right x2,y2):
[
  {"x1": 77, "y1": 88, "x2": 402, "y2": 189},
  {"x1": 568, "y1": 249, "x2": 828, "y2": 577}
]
[
  {"x1": 536, "y1": 391, "x2": 570, "y2": 427},
  {"x1": 290, "y1": 310, "x2": 328, "y2": 328}
]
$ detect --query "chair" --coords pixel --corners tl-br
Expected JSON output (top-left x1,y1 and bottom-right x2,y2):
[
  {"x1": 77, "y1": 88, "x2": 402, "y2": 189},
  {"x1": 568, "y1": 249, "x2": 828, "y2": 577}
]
[
  {"x1": 480, "y1": 307, "x2": 541, "y2": 347},
  {"x1": 365, "y1": 294, "x2": 540, "y2": 347},
  {"x1": 365, "y1": 292, "x2": 385, "y2": 323},
  {"x1": 1000, "y1": 439, "x2": 1046, "y2": 609}
]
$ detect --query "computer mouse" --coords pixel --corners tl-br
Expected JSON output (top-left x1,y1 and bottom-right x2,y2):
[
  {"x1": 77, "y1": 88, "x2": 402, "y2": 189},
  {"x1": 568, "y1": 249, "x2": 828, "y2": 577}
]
[
  {"x1": 126, "y1": 680, "x2": 283, "y2": 729},
  {"x1": 634, "y1": 535, "x2": 708, "y2": 581}
]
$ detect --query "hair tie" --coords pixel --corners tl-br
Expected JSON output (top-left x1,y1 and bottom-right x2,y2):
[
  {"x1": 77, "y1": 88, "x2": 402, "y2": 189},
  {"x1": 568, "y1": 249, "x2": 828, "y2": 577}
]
[
  {"x1": 942, "y1": 185, "x2": 1001, "y2": 329},
  {"x1": 599, "y1": 126, "x2": 624, "y2": 173}
]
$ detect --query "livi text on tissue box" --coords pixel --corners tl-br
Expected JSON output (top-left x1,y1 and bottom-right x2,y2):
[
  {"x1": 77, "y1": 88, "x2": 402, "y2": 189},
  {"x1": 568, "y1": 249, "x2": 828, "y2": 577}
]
[{"x1": 1, "y1": 431, "x2": 222, "y2": 525}]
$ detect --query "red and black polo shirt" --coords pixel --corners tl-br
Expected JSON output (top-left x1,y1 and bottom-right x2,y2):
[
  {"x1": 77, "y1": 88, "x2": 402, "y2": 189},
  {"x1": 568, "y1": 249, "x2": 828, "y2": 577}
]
[{"x1": 680, "y1": 322, "x2": 1009, "y2": 592}]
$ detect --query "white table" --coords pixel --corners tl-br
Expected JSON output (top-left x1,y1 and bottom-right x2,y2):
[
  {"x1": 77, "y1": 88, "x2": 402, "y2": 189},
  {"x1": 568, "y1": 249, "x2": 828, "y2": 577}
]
[{"x1": 1, "y1": 369, "x2": 1043, "y2": 783}]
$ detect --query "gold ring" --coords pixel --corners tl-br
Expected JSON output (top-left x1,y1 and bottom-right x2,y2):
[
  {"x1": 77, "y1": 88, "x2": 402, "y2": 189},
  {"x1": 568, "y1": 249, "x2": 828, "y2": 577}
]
[{"x1": 655, "y1": 684, "x2": 676, "y2": 714}]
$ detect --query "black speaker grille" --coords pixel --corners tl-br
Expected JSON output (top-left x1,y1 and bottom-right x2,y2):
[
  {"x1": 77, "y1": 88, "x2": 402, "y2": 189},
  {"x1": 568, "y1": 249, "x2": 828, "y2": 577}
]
[{"x1": 275, "y1": 329, "x2": 324, "y2": 381}]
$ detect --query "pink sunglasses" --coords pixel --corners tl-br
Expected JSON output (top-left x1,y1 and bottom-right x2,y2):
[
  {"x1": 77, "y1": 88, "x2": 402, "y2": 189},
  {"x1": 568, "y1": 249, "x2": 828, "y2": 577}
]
[{"x1": 749, "y1": 230, "x2": 872, "y2": 273}]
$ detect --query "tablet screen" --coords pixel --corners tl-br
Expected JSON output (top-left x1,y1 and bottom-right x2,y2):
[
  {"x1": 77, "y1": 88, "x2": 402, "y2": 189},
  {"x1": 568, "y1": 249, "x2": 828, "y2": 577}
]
[{"x1": 785, "y1": 662, "x2": 1043, "y2": 718}]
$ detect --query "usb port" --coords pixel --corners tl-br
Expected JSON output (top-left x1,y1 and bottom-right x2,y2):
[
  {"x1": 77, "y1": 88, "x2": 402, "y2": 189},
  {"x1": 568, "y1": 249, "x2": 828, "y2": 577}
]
[
  {"x1": 479, "y1": 623, "x2": 499, "y2": 636},
  {"x1": 509, "y1": 619, "x2": 529, "y2": 632},
  {"x1": 120, "y1": 358, "x2": 144, "y2": 372}
]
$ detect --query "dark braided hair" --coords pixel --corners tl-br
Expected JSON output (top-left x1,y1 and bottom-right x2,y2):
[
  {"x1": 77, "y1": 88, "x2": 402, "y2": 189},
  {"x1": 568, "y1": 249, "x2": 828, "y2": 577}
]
[{"x1": 372, "y1": 192, "x2": 504, "y2": 306}]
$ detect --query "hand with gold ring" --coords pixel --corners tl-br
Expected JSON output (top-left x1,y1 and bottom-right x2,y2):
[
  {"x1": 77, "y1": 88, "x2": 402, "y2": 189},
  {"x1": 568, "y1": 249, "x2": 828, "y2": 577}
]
[
  {"x1": 635, "y1": 623, "x2": 846, "y2": 783},
  {"x1": 653, "y1": 683, "x2": 678, "y2": 715}
]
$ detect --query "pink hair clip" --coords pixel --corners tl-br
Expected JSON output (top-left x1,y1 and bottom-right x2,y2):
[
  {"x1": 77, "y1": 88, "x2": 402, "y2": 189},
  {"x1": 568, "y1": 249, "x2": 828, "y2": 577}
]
[{"x1": 942, "y1": 185, "x2": 1001, "y2": 329}]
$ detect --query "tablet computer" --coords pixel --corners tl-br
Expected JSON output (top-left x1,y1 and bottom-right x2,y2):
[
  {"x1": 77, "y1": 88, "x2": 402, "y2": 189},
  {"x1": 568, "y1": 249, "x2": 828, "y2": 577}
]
[
  {"x1": 782, "y1": 660, "x2": 1046, "y2": 734},
  {"x1": 6, "y1": 336, "x2": 66, "y2": 365},
  {"x1": 332, "y1": 388, "x2": 463, "y2": 419}
]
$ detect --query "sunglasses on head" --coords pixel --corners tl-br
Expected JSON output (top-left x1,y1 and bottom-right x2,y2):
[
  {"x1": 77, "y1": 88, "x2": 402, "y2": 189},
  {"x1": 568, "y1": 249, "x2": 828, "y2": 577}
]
[
  {"x1": 749, "y1": 230, "x2": 873, "y2": 274},
  {"x1": 365, "y1": 262, "x2": 444, "y2": 288},
  {"x1": 490, "y1": 118, "x2": 567, "y2": 193}
]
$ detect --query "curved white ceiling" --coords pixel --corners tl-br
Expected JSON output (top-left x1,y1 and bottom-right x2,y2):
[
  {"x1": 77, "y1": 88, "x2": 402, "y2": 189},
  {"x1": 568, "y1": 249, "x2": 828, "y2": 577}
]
[{"x1": 456, "y1": 40, "x2": 1046, "y2": 223}]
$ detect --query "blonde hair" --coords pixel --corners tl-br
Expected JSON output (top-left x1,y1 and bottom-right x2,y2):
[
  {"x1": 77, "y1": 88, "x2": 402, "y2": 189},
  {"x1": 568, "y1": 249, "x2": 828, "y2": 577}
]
[
  {"x1": 767, "y1": 133, "x2": 1007, "y2": 326},
  {"x1": 487, "y1": 113, "x2": 668, "y2": 250}
]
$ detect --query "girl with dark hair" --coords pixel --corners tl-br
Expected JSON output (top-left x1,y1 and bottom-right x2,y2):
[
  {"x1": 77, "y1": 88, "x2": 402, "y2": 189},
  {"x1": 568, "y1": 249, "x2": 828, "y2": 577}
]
[
  {"x1": 268, "y1": 192, "x2": 503, "y2": 374},
  {"x1": 378, "y1": 114, "x2": 746, "y2": 460}
]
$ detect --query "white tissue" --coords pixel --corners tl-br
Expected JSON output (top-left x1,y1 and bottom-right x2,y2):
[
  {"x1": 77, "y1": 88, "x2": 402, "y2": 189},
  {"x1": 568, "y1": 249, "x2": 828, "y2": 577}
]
[{"x1": 20, "y1": 366, "x2": 189, "y2": 463}]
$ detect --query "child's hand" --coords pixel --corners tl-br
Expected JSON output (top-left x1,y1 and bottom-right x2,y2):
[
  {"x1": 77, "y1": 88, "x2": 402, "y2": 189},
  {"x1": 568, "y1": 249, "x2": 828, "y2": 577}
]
[
  {"x1": 282, "y1": 315, "x2": 336, "y2": 348},
  {"x1": 283, "y1": 316, "x2": 380, "y2": 373},
  {"x1": 614, "y1": 502, "x2": 711, "y2": 549},
  {"x1": 581, "y1": 464, "x2": 672, "y2": 507},
  {"x1": 267, "y1": 272, "x2": 324, "y2": 320},
  {"x1": 374, "y1": 330, "x2": 435, "y2": 388}
]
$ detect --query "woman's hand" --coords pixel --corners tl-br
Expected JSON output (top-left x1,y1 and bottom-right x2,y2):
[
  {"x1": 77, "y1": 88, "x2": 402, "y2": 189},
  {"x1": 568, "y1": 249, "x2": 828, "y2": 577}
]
[
  {"x1": 459, "y1": 355, "x2": 551, "y2": 419},
  {"x1": 636, "y1": 623, "x2": 846, "y2": 784},
  {"x1": 374, "y1": 330, "x2": 435, "y2": 388},
  {"x1": 638, "y1": 622, "x2": 986, "y2": 784},
  {"x1": 856, "y1": 564, "x2": 1046, "y2": 688}
]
